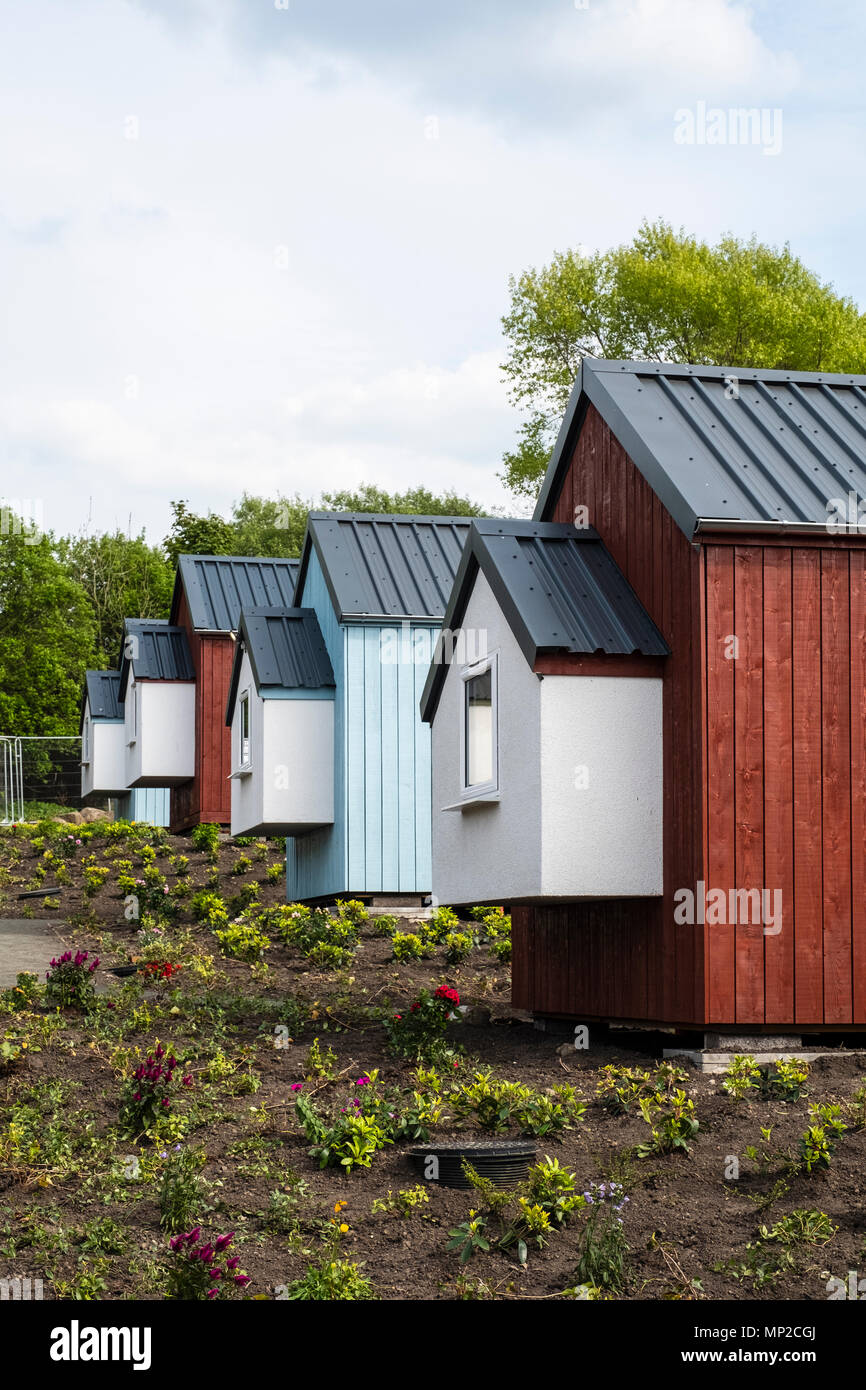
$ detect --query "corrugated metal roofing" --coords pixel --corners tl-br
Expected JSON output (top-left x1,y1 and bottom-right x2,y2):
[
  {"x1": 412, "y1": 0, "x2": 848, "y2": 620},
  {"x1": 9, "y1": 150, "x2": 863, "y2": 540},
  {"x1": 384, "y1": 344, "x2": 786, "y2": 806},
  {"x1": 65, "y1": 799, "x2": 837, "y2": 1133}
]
[
  {"x1": 81, "y1": 669, "x2": 122, "y2": 726},
  {"x1": 173, "y1": 555, "x2": 300, "y2": 632},
  {"x1": 420, "y1": 519, "x2": 668, "y2": 722},
  {"x1": 535, "y1": 357, "x2": 866, "y2": 537},
  {"x1": 299, "y1": 513, "x2": 476, "y2": 620},
  {"x1": 225, "y1": 607, "x2": 335, "y2": 723},
  {"x1": 119, "y1": 619, "x2": 195, "y2": 698},
  {"x1": 85, "y1": 669, "x2": 123, "y2": 720}
]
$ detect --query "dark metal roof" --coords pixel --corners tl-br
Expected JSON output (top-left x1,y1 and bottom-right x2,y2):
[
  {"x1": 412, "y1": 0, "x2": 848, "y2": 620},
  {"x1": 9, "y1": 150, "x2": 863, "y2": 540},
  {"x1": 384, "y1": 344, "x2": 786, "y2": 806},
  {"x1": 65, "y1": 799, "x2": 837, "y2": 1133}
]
[
  {"x1": 535, "y1": 357, "x2": 866, "y2": 537},
  {"x1": 225, "y1": 607, "x2": 335, "y2": 724},
  {"x1": 171, "y1": 555, "x2": 300, "y2": 632},
  {"x1": 119, "y1": 619, "x2": 195, "y2": 698},
  {"x1": 420, "y1": 519, "x2": 668, "y2": 723},
  {"x1": 297, "y1": 513, "x2": 477, "y2": 620},
  {"x1": 80, "y1": 669, "x2": 122, "y2": 728}
]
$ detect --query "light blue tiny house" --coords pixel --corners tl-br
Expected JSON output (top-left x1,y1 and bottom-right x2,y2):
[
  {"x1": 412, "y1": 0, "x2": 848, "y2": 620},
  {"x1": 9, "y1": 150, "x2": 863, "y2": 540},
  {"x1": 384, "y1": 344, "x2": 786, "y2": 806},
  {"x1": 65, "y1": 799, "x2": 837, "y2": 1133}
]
[
  {"x1": 118, "y1": 787, "x2": 171, "y2": 827},
  {"x1": 285, "y1": 513, "x2": 474, "y2": 903}
]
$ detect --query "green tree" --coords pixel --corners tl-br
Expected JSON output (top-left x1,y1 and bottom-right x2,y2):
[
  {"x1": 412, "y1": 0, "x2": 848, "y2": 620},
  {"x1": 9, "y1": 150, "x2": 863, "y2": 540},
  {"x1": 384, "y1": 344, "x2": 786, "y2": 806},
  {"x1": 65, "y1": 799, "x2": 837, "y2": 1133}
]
[
  {"x1": 57, "y1": 529, "x2": 174, "y2": 666},
  {"x1": 163, "y1": 501, "x2": 237, "y2": 567},
  {"x1": 164, "y1": 485, "x2": 488, "y2": 566},
  {"x1": 501, "y1": 219, "x2": 866, "y2": 497},
  {"x1": 0, "y1": 521, "x2": 96, "y2": 735},
  {"x1": 320, "y1": 483, "x2": 486, "y2": 517}
]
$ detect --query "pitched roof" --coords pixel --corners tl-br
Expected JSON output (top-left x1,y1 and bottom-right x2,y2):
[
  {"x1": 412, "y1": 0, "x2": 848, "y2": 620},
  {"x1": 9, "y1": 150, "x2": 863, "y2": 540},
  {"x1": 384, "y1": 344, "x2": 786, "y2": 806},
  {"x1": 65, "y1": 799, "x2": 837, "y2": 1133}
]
[
  {"x1": 118, "y1": 619, "x2": 195, "y2": 698},
  {"x1": 535, "y1": 356, "x2": 866, "y2": 537},
  {"x1": 296, "y1": 513, "x2": 477, "y2": 621},
  {"x1": 420, "y1": 519, "x2": 668, "y2": 723},
  {"x1": 171, "y1": 555, "x2": 300, "y2": 632},
  {"x1": 80, "y1": 670, "x2": 122, "y2": 729},
  {"x1": 225, "y1": 607, "x2": 335, "y2": 723}
]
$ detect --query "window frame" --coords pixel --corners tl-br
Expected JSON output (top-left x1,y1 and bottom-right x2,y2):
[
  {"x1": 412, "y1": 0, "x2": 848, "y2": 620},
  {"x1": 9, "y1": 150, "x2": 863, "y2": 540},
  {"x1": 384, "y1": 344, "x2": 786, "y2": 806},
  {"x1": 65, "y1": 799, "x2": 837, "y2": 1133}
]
[
  {"x1": 459, "y1": 651, "x2": 499, "y2": 801},
  {"x1": 238, "y1": 688, "x2": 252, "y2": 771}
]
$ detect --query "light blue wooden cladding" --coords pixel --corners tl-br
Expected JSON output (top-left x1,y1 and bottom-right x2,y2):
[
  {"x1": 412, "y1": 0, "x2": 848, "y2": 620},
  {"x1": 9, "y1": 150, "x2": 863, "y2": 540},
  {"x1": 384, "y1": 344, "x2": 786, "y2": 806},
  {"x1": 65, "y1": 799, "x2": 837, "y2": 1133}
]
[
  {"x1": 286, "y1": 539, "x2": 437, "y2": 899},
  {"x1": 118, "y1": 786, "x2": 171, "y2": 826}
]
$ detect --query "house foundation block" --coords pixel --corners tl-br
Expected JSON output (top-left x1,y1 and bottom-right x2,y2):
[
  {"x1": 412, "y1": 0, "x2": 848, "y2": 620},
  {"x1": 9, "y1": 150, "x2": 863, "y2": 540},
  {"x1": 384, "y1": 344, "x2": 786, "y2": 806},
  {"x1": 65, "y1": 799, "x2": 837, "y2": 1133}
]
[{"x1": 663, "y1": 1033, "x2": 864, "y2": 1073}]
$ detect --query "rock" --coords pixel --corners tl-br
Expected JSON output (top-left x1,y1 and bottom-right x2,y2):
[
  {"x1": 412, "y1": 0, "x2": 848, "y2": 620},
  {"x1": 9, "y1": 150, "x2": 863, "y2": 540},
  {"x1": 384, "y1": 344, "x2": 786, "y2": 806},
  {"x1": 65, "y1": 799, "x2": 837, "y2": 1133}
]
[
  {"x1": 556, "y1": 1042, "x2": 576, "y2": 1059},
  {"x1": 79, "y1": 807, "x2": 110, "y2": 823},
  {"x1": 60, "y1": 810, "x2": 84, "y2": 825},
  {"x1": 462, "y1": 1005, "x2": 492, "y2": 1027}
]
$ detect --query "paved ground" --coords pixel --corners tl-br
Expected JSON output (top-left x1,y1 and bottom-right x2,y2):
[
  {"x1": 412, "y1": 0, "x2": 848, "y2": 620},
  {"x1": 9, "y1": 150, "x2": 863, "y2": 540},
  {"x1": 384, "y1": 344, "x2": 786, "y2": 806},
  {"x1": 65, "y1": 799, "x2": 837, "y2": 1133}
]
[{"x1": 0, "y1": 918, "x2": 71, "y2": 988}]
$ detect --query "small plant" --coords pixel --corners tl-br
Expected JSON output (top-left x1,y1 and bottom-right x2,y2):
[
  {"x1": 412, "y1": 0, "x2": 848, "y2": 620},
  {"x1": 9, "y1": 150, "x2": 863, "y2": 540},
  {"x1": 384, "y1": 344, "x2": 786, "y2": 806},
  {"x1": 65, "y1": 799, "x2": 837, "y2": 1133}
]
[
  {"x1": 335, "y1": 899, "x2": 368, "y2": 926},
  {"x1": 159, "y1": 1145, "x2": 210, "y2": 1233},
  {"x1": 595, "y1": 1064, "x2": 656, "y2": 1115},
  {"x1": 447, "y1": 1211, "x2": 490, "y2": 1265},
  {"x1": 45, "y1": 950, "x2": 99, "y2": 1011},
  {"x1": 190, "y1": 822, "x2": 220, "y2": 856},
  {"x1": 392, "y1": 932, "x2": 426, "y2": 962},
  {"x1": 722, "y1": 1054, "x2": 760, "y2": 1100},
  {"x1": 428, "y1": 904, "x2": 460, "y2": 941},
  {"x1": 305, "y1": 1036, "x2": 338, "y2": 1080},
  {"x1": 760, "y1": 1058, "x2": 810, "y2": 1102},
  {"x1": 371, "y1": 1186, "x2": 430, "y2": 1217},
  {"x1": 165, "y1": 1228, "x2": 250, "y2": 1300},
  {"x1": 574, "y1": 1180, "x2": 629, "y2": 1293},
  {"x1": 191, "y1": 889, "x2": 229, "y2": 927},
  {"x1": 286, "y1": 1247, "x2": 376, "y2": 1301},
  {"x1": 798, "y1": 1104, "x2": 847, "y2": 1174},
  {"x1": 384, "y1": 985, "x2": 460, "y2": 1061},
  {"x1": 370, "y1": 913, "x2": 398, "y2": 937},
  {"x1": 82, "y1": 863, "x2": 110, "y2": 897},
  {"x1": 266, "y1": 863, "x2": 283, "y2": 883},
  {"x1": 119, "y1": 1042, "x2": 193, "y2": 1138},
  {"x1": 444, "y1": 931, "x2": 474, "y2": 964},
  {"x1": 213, "y1": 916, "x2": 270, "y2": 962},
  {"x1": 636, "y1": 1090, "x2": 699, "y2": 1156},
  {"x1": 231, "y1": 855, "x2": 252, "y2": 876}
]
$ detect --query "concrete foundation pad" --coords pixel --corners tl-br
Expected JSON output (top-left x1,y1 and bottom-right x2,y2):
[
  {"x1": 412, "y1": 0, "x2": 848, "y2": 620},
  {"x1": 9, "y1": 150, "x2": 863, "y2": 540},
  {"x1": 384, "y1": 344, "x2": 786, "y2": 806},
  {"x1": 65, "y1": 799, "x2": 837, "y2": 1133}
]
[{"x1": 0, "y1": 919, "x2": 71, "y2": 989}]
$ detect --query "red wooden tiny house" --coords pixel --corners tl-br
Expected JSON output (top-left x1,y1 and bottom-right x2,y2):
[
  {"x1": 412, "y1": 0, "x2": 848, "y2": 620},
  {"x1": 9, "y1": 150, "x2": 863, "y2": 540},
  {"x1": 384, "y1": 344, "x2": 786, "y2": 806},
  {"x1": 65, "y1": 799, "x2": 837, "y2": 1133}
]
[{"x1": 515, "y1": 359, "x2": 866, "y2": 1031}]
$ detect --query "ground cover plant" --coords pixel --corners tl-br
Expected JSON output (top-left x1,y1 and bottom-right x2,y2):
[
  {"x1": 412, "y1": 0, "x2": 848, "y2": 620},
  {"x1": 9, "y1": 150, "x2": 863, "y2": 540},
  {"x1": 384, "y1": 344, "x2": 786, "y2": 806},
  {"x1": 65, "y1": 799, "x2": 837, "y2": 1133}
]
[{"x1": 1, "y1": 819, "x2": 865, "y2": 1300}]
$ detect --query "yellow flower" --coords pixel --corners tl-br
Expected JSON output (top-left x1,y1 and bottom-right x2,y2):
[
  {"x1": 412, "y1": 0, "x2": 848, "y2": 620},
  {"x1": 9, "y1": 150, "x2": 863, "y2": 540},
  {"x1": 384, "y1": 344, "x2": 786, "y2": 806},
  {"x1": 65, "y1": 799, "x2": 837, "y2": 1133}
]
[{"x1": 339, "y1": 1223, "x2": 349, "y2": 1233}]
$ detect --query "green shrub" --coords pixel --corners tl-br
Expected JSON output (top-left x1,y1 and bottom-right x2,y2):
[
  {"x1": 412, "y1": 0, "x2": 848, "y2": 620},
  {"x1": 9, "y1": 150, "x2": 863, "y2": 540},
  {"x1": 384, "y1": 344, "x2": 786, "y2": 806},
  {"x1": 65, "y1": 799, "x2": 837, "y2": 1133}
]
[
  {"x1": 191, "y1": 890, "x2": 229, "y2": 928},
  {"x1": 190, "y1": 822, "x2": 220, "y2": 856},
  {"x1": 159, "y1": 1146, "x2": 210, "y2": 1233},
  {"x1": 286, "y1": 1257, "x2": 376, "y2": 1300},
  {"x1": 214, "y1": 916, "x2": 270, "y2": 962},
  {"x1": 392, "y1": 932, "x2": 425, "y2": 962},
  {"x1": 444, "y1": 931, "x2": 474, "y2": 964}
]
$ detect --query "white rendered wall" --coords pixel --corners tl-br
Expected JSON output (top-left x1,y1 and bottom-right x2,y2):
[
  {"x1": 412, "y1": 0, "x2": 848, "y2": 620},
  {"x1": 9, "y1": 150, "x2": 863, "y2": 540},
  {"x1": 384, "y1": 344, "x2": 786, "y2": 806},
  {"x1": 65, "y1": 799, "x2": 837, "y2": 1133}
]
[
  {"x1": 539, "y1": 675, "x2": 663, "y2": 897},
  {"x1": 430, "y1": 569, "x2": 542, "y2": 904},
  {"x1": 82, "y1": 707, "x2": 127, "y2": 797},
  {"x1": 125, "y1": 678, "x2": 195, "y2": 787},
  {"x1": 230, "y1": 650, "x2": 335, "y2": 836}
]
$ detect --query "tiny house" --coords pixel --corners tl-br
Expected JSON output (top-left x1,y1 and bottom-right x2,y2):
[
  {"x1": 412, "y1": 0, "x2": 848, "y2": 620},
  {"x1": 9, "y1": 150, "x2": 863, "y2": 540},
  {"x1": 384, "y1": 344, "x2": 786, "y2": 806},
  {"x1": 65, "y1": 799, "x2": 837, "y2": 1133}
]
[
  {"x1": 120, "y1": 619, "x2": 196, "y2": 788},
  {"x1": 420, "y1": 519, "x2": 668, "y2": 904},
  {"x1": 169, "y1": 554, "x2": 299, "y2": 831},
  {"x1": 287, "y1": 512, "x2": 475, "y2": 903},
  {"x1": 80, "y1": 671, "x2": 127, "y2": 798},
  {"x1": 426, "y1": 357, "x2": 866, "y2": 1035},
  {"x1": 225, "y1": 607, "x2": 336, "y2": 836}
]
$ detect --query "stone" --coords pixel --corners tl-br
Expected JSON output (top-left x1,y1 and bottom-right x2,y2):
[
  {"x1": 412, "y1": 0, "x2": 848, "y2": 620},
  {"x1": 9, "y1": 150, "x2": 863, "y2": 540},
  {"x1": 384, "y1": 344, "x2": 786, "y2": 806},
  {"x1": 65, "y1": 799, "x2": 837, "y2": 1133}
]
[
  {"x1": 462, "y1": 1005, "x2": 492, "y2": 1026},
  {"x1": 79, "y1": 807, "x2": 110, "y2": 823}
]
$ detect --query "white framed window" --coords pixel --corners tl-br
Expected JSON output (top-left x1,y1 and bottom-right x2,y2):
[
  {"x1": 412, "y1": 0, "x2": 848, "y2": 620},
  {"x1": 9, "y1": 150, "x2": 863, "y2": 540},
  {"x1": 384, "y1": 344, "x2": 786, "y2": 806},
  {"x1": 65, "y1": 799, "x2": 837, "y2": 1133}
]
[
  {"x1": 127, "y1": 681, "x2": 137, "y2": 745},
  {"x1": 460, "y1": 653, "x2": 498, "y2": 799},
  {"x1": 238, "y1": 690, "x2": 252, "y2": 769}
]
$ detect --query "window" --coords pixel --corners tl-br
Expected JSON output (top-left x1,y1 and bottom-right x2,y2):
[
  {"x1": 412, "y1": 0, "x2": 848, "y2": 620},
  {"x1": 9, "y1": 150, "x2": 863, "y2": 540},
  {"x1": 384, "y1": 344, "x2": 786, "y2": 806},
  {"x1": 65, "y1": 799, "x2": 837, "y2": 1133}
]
[
  {"x1": 461, "y1": 655, "x2": 498, "y2": 798},
  {"x1": 127, "y1": 681, "x2": 137, "y2": 745},
  {"x1": 83, "y1": 717, "x2": 90, "y2": 765},
  {"x1": 239, "y1": 691, "x2": 251, "y2": 768}
]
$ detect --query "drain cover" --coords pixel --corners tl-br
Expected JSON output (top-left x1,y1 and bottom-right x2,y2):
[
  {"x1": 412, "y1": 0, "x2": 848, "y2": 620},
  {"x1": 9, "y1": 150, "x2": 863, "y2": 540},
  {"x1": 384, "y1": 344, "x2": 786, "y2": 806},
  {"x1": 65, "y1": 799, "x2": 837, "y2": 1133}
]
[{"x1": 408, "y1": 1140, "x2": 536, "y2": 1189}]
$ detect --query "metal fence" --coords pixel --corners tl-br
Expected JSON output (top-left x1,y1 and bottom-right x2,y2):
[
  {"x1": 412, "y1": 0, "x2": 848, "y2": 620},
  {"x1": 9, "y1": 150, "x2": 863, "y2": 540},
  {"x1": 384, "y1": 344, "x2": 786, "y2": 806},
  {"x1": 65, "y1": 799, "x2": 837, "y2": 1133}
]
[{"x1": 0, "y1": 735, "x2": 82, "y2": 823}]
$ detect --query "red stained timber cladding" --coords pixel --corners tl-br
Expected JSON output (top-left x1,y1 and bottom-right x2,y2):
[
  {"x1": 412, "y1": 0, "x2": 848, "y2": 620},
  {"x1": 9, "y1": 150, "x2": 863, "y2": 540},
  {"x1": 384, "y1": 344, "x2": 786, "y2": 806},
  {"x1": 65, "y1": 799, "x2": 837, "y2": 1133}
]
[
  {"x1": 516, "y1": 403, "x2": 705, "y2": 1027},
  {"x1": 513, "y1": 400, "x2": 866, "y2": 1028},
  {"x1": 169, "y1": 588, "x2": 233, "y2": 832}
]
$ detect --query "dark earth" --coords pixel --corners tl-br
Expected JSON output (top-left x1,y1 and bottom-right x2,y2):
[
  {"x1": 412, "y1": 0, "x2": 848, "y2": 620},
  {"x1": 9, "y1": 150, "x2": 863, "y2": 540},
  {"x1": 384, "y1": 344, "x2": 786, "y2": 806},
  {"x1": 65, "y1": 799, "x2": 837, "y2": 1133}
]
[{"x1": 0, "y1": 822, "x2": 864, "y2": 1301}]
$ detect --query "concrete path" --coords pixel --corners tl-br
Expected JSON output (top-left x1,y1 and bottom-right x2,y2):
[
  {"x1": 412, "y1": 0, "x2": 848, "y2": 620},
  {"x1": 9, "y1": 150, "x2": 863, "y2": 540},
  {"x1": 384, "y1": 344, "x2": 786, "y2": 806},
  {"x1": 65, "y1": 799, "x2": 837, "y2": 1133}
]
[{"x1": 0, "y1": 919, "x2": 72, "y2": 989}]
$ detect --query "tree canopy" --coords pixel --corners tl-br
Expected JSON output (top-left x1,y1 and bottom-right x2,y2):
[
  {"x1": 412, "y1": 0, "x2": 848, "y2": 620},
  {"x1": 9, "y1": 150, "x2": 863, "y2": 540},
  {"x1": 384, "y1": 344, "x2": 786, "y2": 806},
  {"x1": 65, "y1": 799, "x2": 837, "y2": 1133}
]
[{"x1": 500, "y1": 219, "x2": 866, "y2": 497}]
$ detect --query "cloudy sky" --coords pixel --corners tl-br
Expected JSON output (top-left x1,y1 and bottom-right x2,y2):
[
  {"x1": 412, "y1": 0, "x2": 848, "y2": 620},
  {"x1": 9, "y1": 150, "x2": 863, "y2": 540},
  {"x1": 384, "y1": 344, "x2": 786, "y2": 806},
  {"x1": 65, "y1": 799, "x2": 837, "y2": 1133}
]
[{"x1": 0, "y1": 0, "x2": 863, "y2": 542}]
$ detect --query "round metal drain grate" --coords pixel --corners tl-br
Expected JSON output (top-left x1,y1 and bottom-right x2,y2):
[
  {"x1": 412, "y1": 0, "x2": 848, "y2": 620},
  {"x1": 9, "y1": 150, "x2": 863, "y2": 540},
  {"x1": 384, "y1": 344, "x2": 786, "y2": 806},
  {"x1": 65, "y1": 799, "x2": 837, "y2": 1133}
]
[{"x1": 408, "y1": 1140, "x2": 536, "y2": 1189}]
